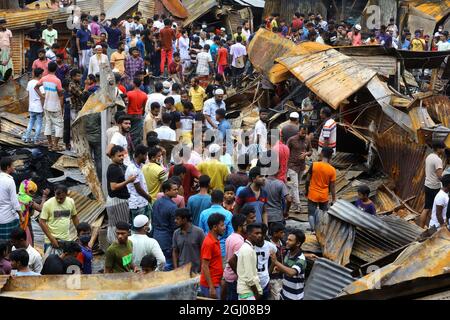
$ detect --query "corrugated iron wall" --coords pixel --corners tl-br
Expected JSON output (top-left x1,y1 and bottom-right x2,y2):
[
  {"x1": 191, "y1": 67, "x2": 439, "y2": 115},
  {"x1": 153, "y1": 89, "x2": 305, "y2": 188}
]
[
  {"x1": 263, "y1": 0, "x2": 327, "y2": 24},
  {"x1": 138, "y1": 0, "x2": 156, "y2": 20},
  {"x1": 11, "y1": 31, "x2": 24, "y2": 76}
]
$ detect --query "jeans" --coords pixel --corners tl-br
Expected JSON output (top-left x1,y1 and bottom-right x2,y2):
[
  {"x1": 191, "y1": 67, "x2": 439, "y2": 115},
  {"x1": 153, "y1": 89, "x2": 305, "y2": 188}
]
[
  {"x1": 23, "y1": 111, "x2": 43, "y2": 142},
  {"x1": 163, "y1": 249, "x2": 173, "y2": 271},
  {"x1": 225, "y1": 281, "x2": 238, "y2": 300},
  {"x1": 200, "y1": 285, "x2": 221, "y2": 299},
  {"x1": 307, "y1": 200, "x2": 328, "y2": 231},
  {"x1": 261, "y1": 284, "x2": 270, "y2": 300},
  {"x1": 160, "y1": 49, "x2": 173, "y2": 74}
]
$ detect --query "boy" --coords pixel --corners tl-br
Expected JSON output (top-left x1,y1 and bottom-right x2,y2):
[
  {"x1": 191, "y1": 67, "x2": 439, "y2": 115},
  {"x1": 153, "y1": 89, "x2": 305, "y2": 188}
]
[
  {"x1": 55, "y1": 53, "x2": 69, "y2": 82},
  {"x1": 223, "y1": 185, "x2": 236, "y2": 212},
  {"x1": 23, "y1": 68, "x2": 44, "y2": 144},
  {"x1": 168, "y1": 51, "x2": 183, "y2": 84},
  {"x1": 76, "y1": 222, "x2": 93, "y2": 274},
  {"x1": 0, "y1": 240, "x2": 11, "y2": 275},
  {"x1": 164, "y1": 96, "x2": 180, "y2": 130},
  {"x1": 269, "y1": 222, "x2": 286, "y2": 300},
  {"x1": 10, "y1": 249, "x2": 40, "y2": 276},
  {"x1": 140, "y1": 254, "x2": 157, "y2": 274},
  {"x1": 355, "y1": 185, "x2": 376, "y2": 215},
  {"x1": 429, "y1": 174, "x2": 450, "y2": 229},
  {"x1": 42, "y1": 19, "x2": 58, "y2": 50},
  {"x1": 216, "y1": 40, "x2": 228, "y2": 82},
  {"x1": 143, "y1": 102, "x2": 161, "y2": 144},
  {"x1": 105, "y1": 221, "x2": 137, "y2": 273}
]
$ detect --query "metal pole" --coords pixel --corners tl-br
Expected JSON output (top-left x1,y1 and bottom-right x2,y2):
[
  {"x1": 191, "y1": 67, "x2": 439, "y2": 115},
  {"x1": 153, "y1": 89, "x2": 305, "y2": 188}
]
[{"x1": 100, "y1": 109, "x2": 108, "y2": 198}]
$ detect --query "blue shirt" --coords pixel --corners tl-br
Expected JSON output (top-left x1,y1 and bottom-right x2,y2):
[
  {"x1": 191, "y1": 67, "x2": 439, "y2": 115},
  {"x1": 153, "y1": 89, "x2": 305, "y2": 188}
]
[
  {"x1": 137, "y1": 39, "x2": 145, "y2": 58},
  {"x1": 76, "y1": 28, "x2": 91, "y2": 50},
  {"x1": 199, "y1": 204, "x2": 234, "y2": 257},
  {"x1": 401, "y1": 40, "x2": 410, "y2": 50},
  {"x1": 187, "y1": 194, "x2": 212, "y2": 227},
  {"x1": 210, "y1": 43, "x2": 219, "y2": 59},
  {"x1": 104, "y1": 26, "x2": 122, "y2": 49},
  {"x1": 151, "y1": 196, "x2": 178, "y2": 252},
  {"x1": 80, "y1": 246, "x2": 93, "y2": 274},
  {"x1": 236, "y1": 186, "x2": 268, "y2": 223}
]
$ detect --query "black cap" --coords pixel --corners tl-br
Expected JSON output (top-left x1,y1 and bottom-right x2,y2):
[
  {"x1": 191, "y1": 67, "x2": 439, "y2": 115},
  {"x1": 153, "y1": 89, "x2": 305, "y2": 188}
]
[{"x1": 0, "y1": 19, "x2": 6, "y2": 24}]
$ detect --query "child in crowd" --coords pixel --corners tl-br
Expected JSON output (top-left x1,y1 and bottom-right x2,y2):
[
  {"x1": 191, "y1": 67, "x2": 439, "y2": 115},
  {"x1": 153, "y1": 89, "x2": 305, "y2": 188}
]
[
  {"x1": 23, "y1": 67, "x2": 44, "y2": 144},
  {"x1": 0, "y1": 241, "x2": 11, "y2": 275},
  {"x1": 223, "y1": 185, "x2": 236, "y2": 212},
  {"x1": 355, "y1": 185, "x2": 376, "y2": 215},
  {"x1": 10, "y1": 249, "x2": 40, "y2": 276},
  {"x1": 76, "y1": 222, "x2": 93, "y2": 274},
  {"x1": 140, "y1": 254, "x2": 157, "y2": 274}
]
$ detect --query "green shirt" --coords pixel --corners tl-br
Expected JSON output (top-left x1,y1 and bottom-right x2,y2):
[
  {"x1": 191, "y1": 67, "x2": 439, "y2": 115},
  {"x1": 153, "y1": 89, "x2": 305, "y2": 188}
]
[
  {"x1": 40, "y1": 197, "x2": 77, "y2": 244},
  {"x1": 42, "y1": 29, "x2": 58, "y2": 49},
  {"x1": 105, "y1": 240, "x2": 134, "y2": 273}
]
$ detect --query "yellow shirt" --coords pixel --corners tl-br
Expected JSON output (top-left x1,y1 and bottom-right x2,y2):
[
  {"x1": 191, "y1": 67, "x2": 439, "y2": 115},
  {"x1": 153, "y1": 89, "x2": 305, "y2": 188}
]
[
  {"x1": 142, "y1": 162, "x2": 168, "y2": 201},
  {"x1": 197, "y1": 159, "x2": 229, "y2": 191},
  {"x1": 40, "y1": 197, "x2": 78, "y2": 244},
  {"x1": 233, "y1": 32, "x2": 247, "y2": 43},
  {"x1": 270, "y1": 19, "x2": 278, "y2": 31},
  {"x1": 410, "y1": 38, "x2": 426, "y2": 51},
  {"x1": 189, "y1": 86, "x2": 206, "y2": 112},
  {"x1": 111, "y1": 51, "x2": 127, "y2": 74},
  {"x1": 175, "y1": 101, "x2": 184, "y2": 112}
]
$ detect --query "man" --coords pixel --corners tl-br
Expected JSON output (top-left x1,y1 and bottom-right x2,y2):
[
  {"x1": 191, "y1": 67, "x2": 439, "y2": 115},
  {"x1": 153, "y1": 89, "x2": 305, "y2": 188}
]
[
  {"x1": 197, "y1": 144, "x2": 230, "y2": 191},
  {"x1": 76, "y1": 18, "x2": 92, "y2": 71},
  {"x1": 125, "y1": 145, "x2": 152, "y2": 220},
  {"x1": 39, "y1": 184, "x2": 79, "y2": 253},
  {"x1": 287, "y1": 125, "x2": 312, "y2": 212},
  {"x1": 196, "y1": 44, "x2": 213, "y2": 79},
  {"x1": 32, "y1": 49, "x2": 51, "y2": 76},
  {"x1": 268, "y1": 222, "x2": 285, "y2": 300},
  {"x1": 106, "y1": 146, "x2": 135, "y2": 244},
  {"x1": 347, "y1": 24, "x2": 362, "y2": 46},
  {"x1": 226, "y1": 154, "x2": 250, "y2": 191},
  {"x1": 262, "y1": 157, "x2": 292, "y2": 226},
  {"x1": 126, "y1": 78, "x2": 148, "y2": 146},
  {"x1": 242, "y1": 22, "x2": 251, "y2": 44},
  {"x1": 104, "y1": 18, "x2": 123, "y2": 58},
  {"x1": 254, "y1": 108, "x2": 269, "y2": 153},
  {"x1": 318, "y1": 107, "x2": 336, "y2": 154},
  {"x1": 269, "y1": 229, "x2": 307, "y2": 300},
  {"x1": 411, "y1": 30, "x2": 426, "y2": 51},
  {"x1": 55, "y1": 53, "x2": 69, "y2": 82},
  {"x1": 0, "y1": 158, "x2": 21, "y2": 242},
  {"x1": 269, "y1": 132, "x2": 290, "y2": 183},
  {"x1": 305, "y1": 147, "x2": 336, "y2": 231},
  {"x1": 203, "y1": 89, "x2": 226, "y2": 129},
  {"x1": 216, "y1": 108, "x2": 232, "y2": 154},
  {"x1": 200, "y1": 213, "x2": 226, "y2": 299},
  {"x1": 172, "y1": 208, "x2": 205, "y2": 273},
  {"x1": 42, "y1": 19, "x2": 58, "y2": 50},
  {"x1": 90, "y1": 16, "x2": 101, "y2": 38},
  {"x1": 88, "y1": 45, "x2": 109, "y2": 76},
  {"x1": 189, "y1": 77, "x2": 207, "y2": 113},
  {"x1": 129, "y1": 215, "x2": 166, "y2": 271},
  {"x1": 10, "y1": 249, "x2": 40, "y2": 276},
  {"x1": 199, "y1": 190, "x2": 233, "y2": 260},
  {"x1": 26, "y1": 22, "x2": 43, "y2": 71},
  {"x1": 223, "y1": 214, "x2": 246, "y2": 300},
  {"x1": 255, "y1": 224, "x2": 277, "y2": 300},
  {"x1": 143, "y1": 102, "x2": 161, "y2": 143},
  {"x1": 107, "y1": 115, "x2": 133, "y2": 166},
  {"x1": 169, "y1": 162, "x2": 201, "y2": 203},
  {"x1": 154, "y1": 112, "x2": 176, "y2": 142},
  {"x1": 229, "y1": 36, "x2": 247, "y2": 88},
  {"x1": 142, "y1": 146, "x2": 167, "y2": 201},
  {"x1": 125, "y1": 47, "x2": 144, "y2": 84},
  {"x1": 235, "y1": 167, "x2": 268, "y2": 225},
  {"x1": 236, "y1": 223, "x2": 263, "y2": 300},
  {"x1": 291, "y1": 13, "x2": 303, "y2": 30},
  {"x1": 152, "y1": 180, "x2": 179, "y2": 270},
  {"x1": 437, "y1": 32, "x2": 450, "y2": 51},
  {"x1": 281, "y1": 112, "x2": 300, "y2": 144},
  {"x1": 23, "y1": 68, "x2": 44, "y2": 144},
  {"x1": 41, "y1": 241, "x2": 82, "y2": 275},
  {"x1": 386, "y1": 18, "x2": 399, "y2": 38},
  {"x1": 419, "y1": 142, "x2": 446, "y2": 228},
  {"x1": 35, "y1": 61, "x2": 64, "y2": 151},
  {"x1": 159, "y1": 19, "x2": 176, "y2": 74},
  {"x1": 429, "y1": 174, "x2": 450, "y2": 229},
  {"x1": 187, "y1": 175, "x2": 212, "y2": 227},
  {"x1": 105, "y1": 221, "x2": 137, "y2": 273},
  {"x1": 145, "y1": 82, "x2": 167, "y2": 113},
  {"x1": 10, "y1": 228, "x2": 43, "y2": 274}
]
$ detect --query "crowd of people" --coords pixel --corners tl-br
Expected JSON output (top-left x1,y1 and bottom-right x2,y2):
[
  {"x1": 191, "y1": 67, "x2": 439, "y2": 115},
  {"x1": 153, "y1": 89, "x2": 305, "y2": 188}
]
[{"x1": 0, "y1": 6, "x2": 449, "y2": 302}]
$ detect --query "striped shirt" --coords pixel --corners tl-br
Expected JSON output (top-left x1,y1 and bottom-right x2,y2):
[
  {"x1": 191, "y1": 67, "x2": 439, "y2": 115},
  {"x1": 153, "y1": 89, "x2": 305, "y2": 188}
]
[
  {"x1": 319, "y1": 118, "x2": 336, "y2": 149},
  {"x1": 280, "y1": 250, "x2": 306, "y2": 300}
]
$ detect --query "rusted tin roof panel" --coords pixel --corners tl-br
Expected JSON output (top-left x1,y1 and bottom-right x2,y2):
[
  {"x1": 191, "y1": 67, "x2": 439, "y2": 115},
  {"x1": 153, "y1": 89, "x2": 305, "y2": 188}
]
[
  {"x1": 0, "y1": 8, "x2": 70, "y2": 30},
  {"x1": 340, "y1": 227, "x2": 450, "y2": 297},
  {"x1": 413, "y1": 0, "x2": 450, "y2": 21},
  {"x1": 161, "y1": 0, "x2": 189, "y2": 18},
  {"x1": 105, "y1": 0, "x2": 140, "y2": 19},
  {"x1": 276, "y1": 50, "x2": 376, "y2": 109},
  {"x1": 422, "y1": 95, "x2": 450, "y2": 127},
  {"x1": 182, "y1": 0, "x2": 218, "y2": 26},
  {"x1": 304, "y1": 258, "x2": 356, "y2": 300}
]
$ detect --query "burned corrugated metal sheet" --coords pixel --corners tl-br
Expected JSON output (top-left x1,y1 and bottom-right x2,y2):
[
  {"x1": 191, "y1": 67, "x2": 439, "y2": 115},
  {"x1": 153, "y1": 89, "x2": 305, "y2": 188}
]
[
  {"x1": 276, "y1": 50, "x2": 376, "y2": 109},
  {"x1": 232, "y1": 0, "x2": 265, "y2": 8},
  {"x1": 422, "y1": 95, "x2": 450, "y2": 128},
  {"x1": 339, "y1": 227, "x2": 450, "y2": 297},
  {"x1": 161, "y1": 0, "x2": 189, "y2": 18},
  {"x1": 0, "y1": 8, "x2": 70, "y2": 30},
  {"x1": 182, "y1": 0, "x2": 218, "y2": 26},
  {"x1": 105, "y1": 0, "x2": 140, "y2": 19},
  {"x1": 67, "y1": 191, "x2": 105, "y2": 241},
  {"x1": 247, "y1": 29, "x2": 330, "y2": 84},
  {"x1": 352, "y1": 56, "x2": 397, "y2": 78},
  {"x1": 315, "y1": 210, "x2": 355, "y2": 266},
  {"x1": 304, "y1": 258, "x2": 356, "y2": 300},
  {"x1": 138, "y1": 0, "x2": 156, "y2": 20},
  {"x1": 413, "y1": 0, "x2": 450, "y2": 22}
]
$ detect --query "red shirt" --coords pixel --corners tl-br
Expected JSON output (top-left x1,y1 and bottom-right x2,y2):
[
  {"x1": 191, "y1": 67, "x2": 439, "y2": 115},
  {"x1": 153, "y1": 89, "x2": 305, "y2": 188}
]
[
  {"x1": 32, "y1": 58, "x2": 51, "y2": 76},
  {"x1": 159, "y1": 26, "x2": 175, "y2": 51},
  {"x1": 126, "y1": 89, "x2": 147, "y2": 115},
  {"x1": 217, "y1": 47, "x2": 228, "y2": 66},
  {"x1": 273, "y1": 141, "x2": 290, "y2": 183},
  {"x1": 169, "y1": 163, "x2": 201, "y2": 202},
  {"x1": 292, "y1": 18, "x2": 304, "y2": 30},
  {"x1": 168, "y1": 61, "x2": 182, "y2": 75},
  {"x1": 118, "y1": 84, "x2": 127, "y2": 94},
  {"x1": 200, "y1": 232, "x2": 223, "y2": 287}
]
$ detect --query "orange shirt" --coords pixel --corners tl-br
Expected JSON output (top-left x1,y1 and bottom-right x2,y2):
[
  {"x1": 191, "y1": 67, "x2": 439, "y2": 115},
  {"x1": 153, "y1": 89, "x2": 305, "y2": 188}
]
[
  {"x1": 308, "y1": 161, "x2": 336, "y2": 203},
  {"x1": 217, "y1": 47, "x2": 228, "y2": 66}
]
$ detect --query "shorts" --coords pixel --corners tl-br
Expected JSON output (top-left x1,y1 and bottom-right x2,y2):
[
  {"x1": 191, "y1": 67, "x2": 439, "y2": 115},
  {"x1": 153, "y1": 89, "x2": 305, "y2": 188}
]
[
  {"x1": 44, "y1": 110, "x2": 64, "y2": 138},
  {"x1": 218, "y1": 64, "x2": 227, "y2": 75},
  {"x1": 424, "y1": 186, "x2": 440, "y2": 210}
]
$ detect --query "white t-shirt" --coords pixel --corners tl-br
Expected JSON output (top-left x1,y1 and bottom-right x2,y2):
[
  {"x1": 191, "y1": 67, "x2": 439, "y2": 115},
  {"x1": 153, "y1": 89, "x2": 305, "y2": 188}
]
[
  {"x1": 129, "y1": 234, "x2": 166, "y2": 270},
  {"x1": 178, "y1": 37, "x2": 190, "y2": 60},
  {"x1": 12, "y1": 245, "x2": 43, "y2": 273},
  {"x1": 169, "y1": 94, "x2": 181, "y2": 105},
  {"x1": 110, "y1": 132, "x2": 130, "y2": 166},
  {"x1": 437, "y1": 41, "x2": 450, "y2": 52},
  {"x1": 145, "y1": 93, "x2": 167, "y2": 113},
  {"x1": 153, "y1": 20, "x2": 164, "y2": 30},
  {"x1": 255, "y1": 240, "x2": 277, "y2": 289},
  {"x1": 254, "y1": 120, "x2": 267, "y2": 152},
  {"x1": 155, "y1": 125, "x2": 176, "y2": 141},
  {"x1": 203, "y1": 98, "x2": 226, "y2": 129},
  {"x1": 429, "y1": 189, "x2": 449, "y2": 228},
  {"x1": 230, "y1": 43, "x2": 247, "y2": 68},
  {"x1": 45, "y1": 50, "x2": 56, "y2": 61},
  {"x1": 27, "y1": 79, "x2": 44, "y2": 113},
  {"x1": 425, "y1": 153, "x2": 443, "y2": 189},
  {"x1": 125, "y1": 161, "x2": 148, "y2": 209}
]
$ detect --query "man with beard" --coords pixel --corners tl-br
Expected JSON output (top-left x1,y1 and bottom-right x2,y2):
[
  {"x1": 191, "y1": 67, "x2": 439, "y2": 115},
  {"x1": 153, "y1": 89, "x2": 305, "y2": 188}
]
[
  {"x1": 203, "y1": 89, "x2": 225, "y2": 130},
  {"x1": 107, "y1": 115, "x2": 133, "y2": 166},
  {"x1": 151, "y1": 180, "x2": 179, "y2": 271},
  {"x1": 32, "y1": 49, "x2": 51, "y2": 76}
]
